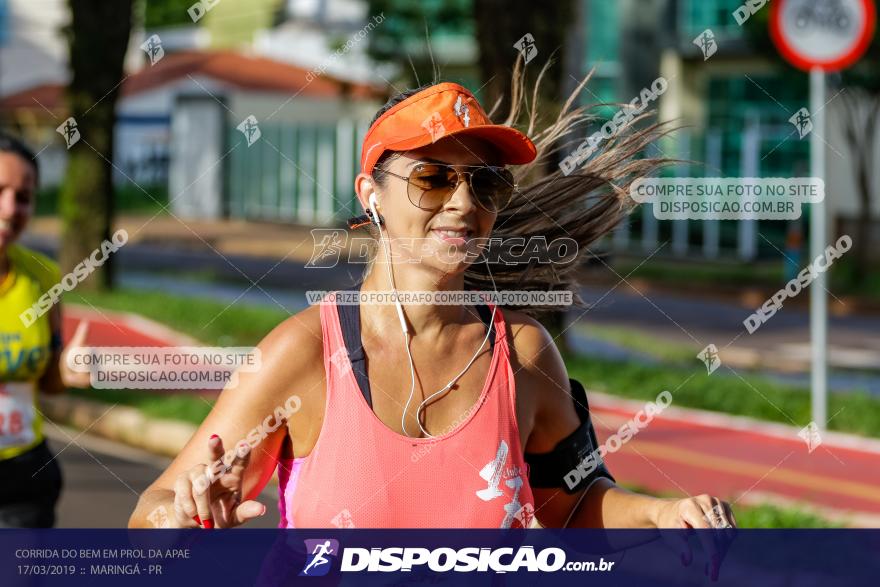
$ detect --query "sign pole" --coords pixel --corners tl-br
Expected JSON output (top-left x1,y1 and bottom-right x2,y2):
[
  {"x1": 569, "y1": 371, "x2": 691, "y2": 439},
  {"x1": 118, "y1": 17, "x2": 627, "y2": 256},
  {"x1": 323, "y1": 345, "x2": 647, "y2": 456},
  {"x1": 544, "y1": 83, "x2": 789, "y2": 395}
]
[
  {"x1": 809, "y1": 66, "x2": 828, "y2": 430},
  {"x1": 772, "y1": 0, "x2": 876, "y2": 430}
]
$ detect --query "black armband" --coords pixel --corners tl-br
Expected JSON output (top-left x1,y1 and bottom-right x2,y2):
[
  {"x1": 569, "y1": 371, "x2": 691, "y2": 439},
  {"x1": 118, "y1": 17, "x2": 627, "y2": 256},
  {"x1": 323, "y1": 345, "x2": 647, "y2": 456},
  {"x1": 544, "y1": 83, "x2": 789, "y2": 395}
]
[{"x1": 525, "y1": 378, "x2": 615, "y2": 494}]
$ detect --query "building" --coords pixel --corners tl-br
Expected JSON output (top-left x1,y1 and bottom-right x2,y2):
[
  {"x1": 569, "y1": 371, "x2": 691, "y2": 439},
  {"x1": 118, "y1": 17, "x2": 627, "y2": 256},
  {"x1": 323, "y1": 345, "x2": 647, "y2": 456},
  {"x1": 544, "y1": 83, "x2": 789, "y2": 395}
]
[
  {"x1": 0, "y1": 0, "x2": 389, "y2": 224},
  {"x1": 582, "y1": 0, "x2": 877, "y2": 260}
]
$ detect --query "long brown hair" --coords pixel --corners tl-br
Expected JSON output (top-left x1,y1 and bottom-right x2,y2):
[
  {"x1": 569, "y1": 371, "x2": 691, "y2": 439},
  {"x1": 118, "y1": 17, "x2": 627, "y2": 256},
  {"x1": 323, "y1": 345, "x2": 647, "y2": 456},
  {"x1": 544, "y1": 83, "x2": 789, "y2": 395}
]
[{"x1": 367, "y1": 59, "x2": 675, "y2": 315}]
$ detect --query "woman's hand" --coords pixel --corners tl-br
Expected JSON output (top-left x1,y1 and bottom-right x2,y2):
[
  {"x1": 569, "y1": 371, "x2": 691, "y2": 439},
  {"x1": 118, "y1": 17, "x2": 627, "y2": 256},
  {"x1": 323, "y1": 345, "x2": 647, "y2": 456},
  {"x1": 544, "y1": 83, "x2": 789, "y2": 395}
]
[
  {"x1": 653, "y1": 494, "x2": 736, "y2": 529},
  {"x1": 172, "y1": 434, "x2": 267, "y2": 528},
  {"x1": 653, "y1": 494, "x2": 737, "y2": 581},
  {"x1": 58, "y1": 321, "x2": 92, "y2": 389}
]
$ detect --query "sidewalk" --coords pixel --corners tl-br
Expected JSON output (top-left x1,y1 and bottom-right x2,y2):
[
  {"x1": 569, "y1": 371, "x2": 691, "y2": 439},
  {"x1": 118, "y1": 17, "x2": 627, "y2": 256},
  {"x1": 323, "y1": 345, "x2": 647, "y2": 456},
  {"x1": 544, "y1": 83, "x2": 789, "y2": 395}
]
[
  {"x1": 26, "y1": 215, "x2": 326, "y2": 264},
  {"x1": 56, "y1": 304, "x2": 880, "y2": 526}
]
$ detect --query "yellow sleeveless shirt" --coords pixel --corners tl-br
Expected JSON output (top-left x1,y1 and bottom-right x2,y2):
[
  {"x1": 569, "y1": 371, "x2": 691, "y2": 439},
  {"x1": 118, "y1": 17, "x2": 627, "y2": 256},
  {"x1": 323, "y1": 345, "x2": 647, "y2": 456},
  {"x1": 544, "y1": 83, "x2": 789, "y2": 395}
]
[{"x1": 0, "y1": 244, "x2": 60, "y2": 460}]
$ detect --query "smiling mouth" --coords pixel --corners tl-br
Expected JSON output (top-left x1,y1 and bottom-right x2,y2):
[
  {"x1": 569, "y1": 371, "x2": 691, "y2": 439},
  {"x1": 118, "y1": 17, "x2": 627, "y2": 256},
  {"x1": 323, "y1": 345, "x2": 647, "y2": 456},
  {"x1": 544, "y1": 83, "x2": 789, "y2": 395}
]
[{"x1": 431, "y1": 228, "x2": 473, "y2": 243}]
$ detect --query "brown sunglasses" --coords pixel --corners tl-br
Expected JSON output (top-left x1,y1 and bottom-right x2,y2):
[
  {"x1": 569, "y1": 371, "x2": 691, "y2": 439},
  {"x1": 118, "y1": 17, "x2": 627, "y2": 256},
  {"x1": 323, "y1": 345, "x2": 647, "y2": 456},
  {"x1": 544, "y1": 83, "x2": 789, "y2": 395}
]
[{"x1": 375, "y1": 162, "x2": 517, "y2": 213}]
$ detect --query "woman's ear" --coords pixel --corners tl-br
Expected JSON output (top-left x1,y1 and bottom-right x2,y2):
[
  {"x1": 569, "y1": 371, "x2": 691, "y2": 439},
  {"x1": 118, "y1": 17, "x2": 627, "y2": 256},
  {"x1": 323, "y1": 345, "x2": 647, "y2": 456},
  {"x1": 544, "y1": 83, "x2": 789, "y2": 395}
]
[{"x1": 354, "y1": 173, "x2": 375, "y2": 212}]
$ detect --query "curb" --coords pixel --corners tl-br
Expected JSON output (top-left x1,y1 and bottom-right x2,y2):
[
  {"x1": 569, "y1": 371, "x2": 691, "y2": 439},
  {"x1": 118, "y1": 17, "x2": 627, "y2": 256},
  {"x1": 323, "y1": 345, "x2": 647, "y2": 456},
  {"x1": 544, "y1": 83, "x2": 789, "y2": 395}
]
[{"x1": 40, "y1": 394, "x2": 196, "y2": 458}]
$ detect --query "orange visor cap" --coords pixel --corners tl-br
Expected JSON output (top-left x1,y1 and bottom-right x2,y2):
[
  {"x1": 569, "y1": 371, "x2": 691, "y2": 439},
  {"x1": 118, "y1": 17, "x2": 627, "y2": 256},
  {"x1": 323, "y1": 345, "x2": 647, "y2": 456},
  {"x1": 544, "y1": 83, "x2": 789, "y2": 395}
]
[{"x1": 360, "y1": 82, "x2": 537, "y2": 174}]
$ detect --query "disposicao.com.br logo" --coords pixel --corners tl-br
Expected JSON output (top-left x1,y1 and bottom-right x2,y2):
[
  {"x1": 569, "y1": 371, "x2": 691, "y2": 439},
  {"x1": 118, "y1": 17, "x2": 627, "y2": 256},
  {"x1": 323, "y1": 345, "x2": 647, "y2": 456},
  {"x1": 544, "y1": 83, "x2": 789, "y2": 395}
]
[{"x1": 300, "y1": 541, "x2": 616, "y2": 575}]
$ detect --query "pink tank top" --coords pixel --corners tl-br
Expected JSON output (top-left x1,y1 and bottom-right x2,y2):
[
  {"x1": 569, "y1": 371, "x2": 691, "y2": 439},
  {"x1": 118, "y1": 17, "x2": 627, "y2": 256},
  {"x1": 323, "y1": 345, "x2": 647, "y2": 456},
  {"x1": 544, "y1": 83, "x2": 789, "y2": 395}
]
[{"x1": 277, "y1": 296, "x2": 535, "y2": 528}]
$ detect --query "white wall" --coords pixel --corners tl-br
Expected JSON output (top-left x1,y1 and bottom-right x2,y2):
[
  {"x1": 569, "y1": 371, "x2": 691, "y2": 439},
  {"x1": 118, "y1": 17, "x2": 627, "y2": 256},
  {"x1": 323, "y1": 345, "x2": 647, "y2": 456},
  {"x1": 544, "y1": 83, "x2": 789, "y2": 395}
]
[
  {"x1": 825, "y1": 95, "x2": 880, "y2": 219},
  {"x1": 0, "y1": 0, "x2": 69, "y2": 96}
]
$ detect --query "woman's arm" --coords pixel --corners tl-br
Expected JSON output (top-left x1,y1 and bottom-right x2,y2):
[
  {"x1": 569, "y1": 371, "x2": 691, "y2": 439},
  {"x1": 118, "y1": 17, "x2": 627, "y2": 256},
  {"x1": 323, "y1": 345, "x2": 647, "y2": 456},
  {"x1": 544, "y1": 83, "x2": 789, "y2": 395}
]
[
  {"x1": 511, "y1": 314, "x2": 736, "y2": 530},
  {"x1": 37, "y1": 304, "x2": 73, "y2": 395},
  {"x1": 129, "y1": 306, "x2": 324, "y2": 528}
]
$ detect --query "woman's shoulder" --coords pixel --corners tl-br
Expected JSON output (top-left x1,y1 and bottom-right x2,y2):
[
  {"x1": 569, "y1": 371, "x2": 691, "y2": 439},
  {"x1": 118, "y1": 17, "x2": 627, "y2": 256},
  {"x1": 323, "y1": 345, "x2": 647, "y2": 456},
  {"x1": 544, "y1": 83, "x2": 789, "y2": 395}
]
[
  {"x1": 502, "y1": 308, "x2": 569, "y2": 389},
  {"x1": 500, "y1": 309, "x2": 562, "y2": 370},
  {"x1": 254, "y1": 304, "x2": 325, "y2": 377}
]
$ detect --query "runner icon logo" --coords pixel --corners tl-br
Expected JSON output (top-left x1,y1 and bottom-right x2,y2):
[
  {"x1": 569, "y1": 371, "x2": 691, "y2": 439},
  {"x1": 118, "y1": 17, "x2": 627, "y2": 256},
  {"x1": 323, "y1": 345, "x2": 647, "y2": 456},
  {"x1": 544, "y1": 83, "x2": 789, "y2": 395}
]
[{"x1": 300, "y1": 539, "x2": 340, "y2": 577}]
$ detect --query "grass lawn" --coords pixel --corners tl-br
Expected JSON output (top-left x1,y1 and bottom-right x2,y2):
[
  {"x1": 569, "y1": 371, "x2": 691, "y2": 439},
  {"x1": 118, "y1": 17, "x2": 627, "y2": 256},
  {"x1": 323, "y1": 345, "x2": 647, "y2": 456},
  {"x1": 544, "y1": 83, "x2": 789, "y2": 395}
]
[
  {"x1": 566, "y1": 352, "x2": 880, "y2": 438},
  {"x1": 613, "y1": 258, "x2": 784, "y2": 290},
  {"x1": 731, "y1": 503, "x2": 841, "y2": 528},
  {"x1": 71, "y1": 287, "x2": 289, "y2": 347},
  {"x1": 612, "y1": 256, "x2": 880, "y2": 299},
  {"x1": 70, "y1": 287, "x2": 880, "y2": 438}
]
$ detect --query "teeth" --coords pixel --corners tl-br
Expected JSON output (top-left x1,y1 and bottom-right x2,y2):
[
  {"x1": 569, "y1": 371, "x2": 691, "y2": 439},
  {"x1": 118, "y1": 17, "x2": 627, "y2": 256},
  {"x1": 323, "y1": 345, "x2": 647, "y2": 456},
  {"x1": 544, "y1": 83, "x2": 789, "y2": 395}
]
[{"x1": 437, "y1": 229, "x2": 467, "y2": 237}]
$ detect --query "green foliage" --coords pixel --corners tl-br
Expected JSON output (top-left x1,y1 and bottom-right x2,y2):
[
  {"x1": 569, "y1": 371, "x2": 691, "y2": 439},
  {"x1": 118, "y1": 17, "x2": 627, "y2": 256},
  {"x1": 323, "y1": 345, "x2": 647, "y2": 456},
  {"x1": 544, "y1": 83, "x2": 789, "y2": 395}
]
[
  {"x1": 365, "y1": 0, "x2": 473, "y2": 84},
  {"x1": 36, "y1": 184, "x2": 169, "y2": 216},
  {"x1": 143, "y1": 0, "x2": 199, "y2": 28},
  {"x1": 732, "y1": 503, "x2": 841, "y2": 528},
  {"x1": 565, "y1": 354, "x2": 880, "y2": 438},
  {"x1": 71, "y1": 288, "x2": 288, "y2": 347}
]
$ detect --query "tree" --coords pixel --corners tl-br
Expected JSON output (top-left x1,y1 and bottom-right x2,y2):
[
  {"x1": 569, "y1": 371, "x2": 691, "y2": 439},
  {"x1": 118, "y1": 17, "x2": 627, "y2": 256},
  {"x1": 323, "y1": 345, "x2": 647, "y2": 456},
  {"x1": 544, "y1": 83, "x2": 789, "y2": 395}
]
[
  {"x1": 837, "y1": 43, "x2": 880, "y2": 285},
  {"x1": 365, "y1": 0, "x2": 473, "y2": 88},
  {"x1": 473, "y1": 0, "x2": 578, "y2": 352},
  {"x1": 473, "y1": 0, "x2": 577, "y2": 120},
  {"x1": 59, "y1": 0, "x2": 134, "y2": 290}
]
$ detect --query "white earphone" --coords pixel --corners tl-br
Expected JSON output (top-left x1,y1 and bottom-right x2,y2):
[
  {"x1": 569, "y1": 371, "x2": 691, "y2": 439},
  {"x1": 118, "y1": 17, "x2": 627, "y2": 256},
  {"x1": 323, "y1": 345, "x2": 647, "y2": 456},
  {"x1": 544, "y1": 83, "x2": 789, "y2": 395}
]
[
  {"x1": 366, "y1": 191, "x2": 497, "y2": 438},
  {"x1": 369, "y1": 193, "x2": 408, "y2": 336}
]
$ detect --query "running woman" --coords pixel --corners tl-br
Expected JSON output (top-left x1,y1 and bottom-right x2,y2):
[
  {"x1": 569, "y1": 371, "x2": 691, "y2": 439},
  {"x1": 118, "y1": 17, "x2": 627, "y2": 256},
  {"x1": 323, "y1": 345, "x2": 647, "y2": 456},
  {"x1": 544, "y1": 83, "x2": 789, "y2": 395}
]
[
  {"x1": 0, "y1": 132, "x2": 91, "y2": 527},
  {"x1": 130, "y1": 80, "x2": 737, "y2": 539}
]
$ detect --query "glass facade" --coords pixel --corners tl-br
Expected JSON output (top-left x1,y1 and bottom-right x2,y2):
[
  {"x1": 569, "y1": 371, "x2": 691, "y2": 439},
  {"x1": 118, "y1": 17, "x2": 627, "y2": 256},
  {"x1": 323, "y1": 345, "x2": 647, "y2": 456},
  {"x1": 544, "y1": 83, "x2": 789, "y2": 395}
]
[
  {"x1": 705, "y1": 74, "x2": 810, "y2": 177},
  {"x1": 585, "y1": 0, "x2": 620, "y2": 113},
  {"x1": 0, "y1": 0, "x2": 7, "y2": 46},
  {"x1": 680, "y1": 0, "x2": 748, "y2": 38}
]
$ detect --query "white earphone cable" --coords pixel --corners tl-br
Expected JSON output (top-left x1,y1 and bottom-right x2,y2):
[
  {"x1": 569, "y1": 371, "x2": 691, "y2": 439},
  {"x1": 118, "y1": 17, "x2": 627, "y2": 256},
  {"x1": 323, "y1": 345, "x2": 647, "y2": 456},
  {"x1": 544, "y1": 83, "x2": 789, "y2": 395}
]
[
  {"x1": 373, "y1": 212, "x2": 420, "y2": 438},
  {"x1": 371, "y1": 194, "x2": 498, "y2": 439},
  {"x1": 414, "y1": 256, "x2": 498, "y2": 438}
]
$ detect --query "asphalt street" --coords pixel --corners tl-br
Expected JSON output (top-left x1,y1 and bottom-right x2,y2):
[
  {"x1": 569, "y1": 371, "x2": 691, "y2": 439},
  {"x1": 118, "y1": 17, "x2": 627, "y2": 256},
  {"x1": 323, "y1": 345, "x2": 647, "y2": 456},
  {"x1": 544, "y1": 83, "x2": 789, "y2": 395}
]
[{"x1": 43, "y1": 425, "x2": 279, "y2": 529}]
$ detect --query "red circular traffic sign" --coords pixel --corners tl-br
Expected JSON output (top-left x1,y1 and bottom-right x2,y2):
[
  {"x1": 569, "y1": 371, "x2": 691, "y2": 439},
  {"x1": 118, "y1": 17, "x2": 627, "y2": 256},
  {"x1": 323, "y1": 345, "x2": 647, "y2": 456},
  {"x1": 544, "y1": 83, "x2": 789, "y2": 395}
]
[{"x1": 771, "y1": 0, "x2": 876, "y2": 71}]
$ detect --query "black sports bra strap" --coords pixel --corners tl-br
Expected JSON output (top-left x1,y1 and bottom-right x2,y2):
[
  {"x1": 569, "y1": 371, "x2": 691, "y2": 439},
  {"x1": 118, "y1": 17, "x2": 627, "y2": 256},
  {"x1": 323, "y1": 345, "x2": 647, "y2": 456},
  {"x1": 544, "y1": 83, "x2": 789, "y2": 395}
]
[
  {"x1": 335, "y1": 292, "x2": 496, "y2": 411},
  {"x1": 474, "y1": 304, "x2": 496, "y2": 351},
  {"x1": 336, "y1": 301, "x2": 373, "y2": 409}
]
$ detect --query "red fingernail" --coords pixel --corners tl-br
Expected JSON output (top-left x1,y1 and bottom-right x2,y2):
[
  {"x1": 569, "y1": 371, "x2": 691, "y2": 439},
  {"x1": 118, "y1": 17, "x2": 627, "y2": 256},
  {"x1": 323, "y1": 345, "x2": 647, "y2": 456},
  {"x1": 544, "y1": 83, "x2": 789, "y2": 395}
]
[
  {"x1": 210, "y1": 434, "x2": 219, "y2": 440},
  {"x1": 202, "y1": 518, "x2": 214, "y2": 529},
  {"x1": 192, "y1": 515, "x2": 202, "y2": 526}
]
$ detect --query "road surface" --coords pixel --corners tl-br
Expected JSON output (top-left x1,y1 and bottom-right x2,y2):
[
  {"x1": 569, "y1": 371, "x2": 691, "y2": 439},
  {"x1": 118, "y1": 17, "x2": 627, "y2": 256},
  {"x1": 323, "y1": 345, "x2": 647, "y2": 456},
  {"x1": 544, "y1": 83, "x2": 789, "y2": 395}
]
[{"x1": 43, "y1": 424, "x2": 278, "y2": 529}]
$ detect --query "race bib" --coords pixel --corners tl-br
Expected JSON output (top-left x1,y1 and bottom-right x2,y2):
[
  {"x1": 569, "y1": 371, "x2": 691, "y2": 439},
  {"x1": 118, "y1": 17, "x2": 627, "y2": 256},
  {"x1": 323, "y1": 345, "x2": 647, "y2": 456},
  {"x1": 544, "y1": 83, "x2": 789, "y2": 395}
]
[{"x1": 0, "y1": 381, "x2": 36, "y2": 450}]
